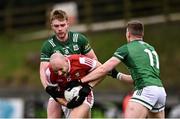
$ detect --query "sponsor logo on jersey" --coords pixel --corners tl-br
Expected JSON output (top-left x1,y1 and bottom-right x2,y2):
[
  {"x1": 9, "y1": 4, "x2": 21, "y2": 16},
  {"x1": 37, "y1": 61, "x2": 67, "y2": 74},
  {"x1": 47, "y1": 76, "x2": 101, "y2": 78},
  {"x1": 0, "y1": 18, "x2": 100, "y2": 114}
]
[
  {"x1": 56, "y1": 78, "x2": 63, "y2": 83},
  {"x1": 62, "y1": 48, "x2": 69, "y2": 55}
]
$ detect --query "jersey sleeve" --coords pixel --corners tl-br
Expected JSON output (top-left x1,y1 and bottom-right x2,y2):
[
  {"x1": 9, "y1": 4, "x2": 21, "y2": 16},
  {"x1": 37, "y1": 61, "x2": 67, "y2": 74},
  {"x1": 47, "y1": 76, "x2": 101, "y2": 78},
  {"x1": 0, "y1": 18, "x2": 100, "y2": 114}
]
[
  {"x1": 113, "y1": 44, "x2": 128, "y2": 62},
  {"x1": 78, "y1": 33, "x2": 92, "y2": 55},
  {"x1": 40, "y1": 40, "x2": 53, "y2": 62},
  {"x1": 79, "y1": 57, "x2": 97, "y2": 72}
]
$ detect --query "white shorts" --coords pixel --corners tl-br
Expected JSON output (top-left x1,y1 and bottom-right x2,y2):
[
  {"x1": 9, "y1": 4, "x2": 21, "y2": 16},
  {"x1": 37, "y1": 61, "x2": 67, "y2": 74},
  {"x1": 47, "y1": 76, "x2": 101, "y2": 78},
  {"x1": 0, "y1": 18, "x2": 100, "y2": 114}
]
[
  {"x1": 130, "y1": 86, "x2": 166, "y2": 112},
  {"x1": 62, "y1": 91, "x2": 94, "y2": 118}
]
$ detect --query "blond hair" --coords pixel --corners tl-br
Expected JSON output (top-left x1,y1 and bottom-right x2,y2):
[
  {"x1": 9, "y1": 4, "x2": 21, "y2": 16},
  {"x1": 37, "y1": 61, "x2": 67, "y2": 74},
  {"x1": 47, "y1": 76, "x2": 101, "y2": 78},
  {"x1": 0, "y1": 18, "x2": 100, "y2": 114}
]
[{"x1": 50, "y1": 9, "x2": 68, "y2": 23}]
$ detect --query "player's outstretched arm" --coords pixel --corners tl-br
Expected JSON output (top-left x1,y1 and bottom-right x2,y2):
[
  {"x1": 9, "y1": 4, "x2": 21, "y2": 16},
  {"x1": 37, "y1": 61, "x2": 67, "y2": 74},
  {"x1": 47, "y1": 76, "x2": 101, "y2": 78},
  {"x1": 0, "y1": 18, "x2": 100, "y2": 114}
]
[
  {"x1": 81, "y1": 57, "x2": 134, "y2": 86},
  {"x1": 116, "y1": 72, "x2": 134, "y2": 84},
  {"x1": 108, "y1": 68, "x2": 134, "y2": 84},
  {"x1": 87, "y1": 61, "x2": 106, "y2": 87},
  {"x1": 81, "y1": 57, "x2": 120, "y2": 86},
  {"x1": 40, "y1": 62, "x2": 50, "y2": 88}
]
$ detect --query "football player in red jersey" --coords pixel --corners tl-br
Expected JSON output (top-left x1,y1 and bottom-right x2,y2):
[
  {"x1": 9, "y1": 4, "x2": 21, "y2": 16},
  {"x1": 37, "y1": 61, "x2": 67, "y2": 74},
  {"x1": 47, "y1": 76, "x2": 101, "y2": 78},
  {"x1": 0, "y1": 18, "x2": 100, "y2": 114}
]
[{"x1": 45, "y1": 52, "x2": 102, "y2": 118}]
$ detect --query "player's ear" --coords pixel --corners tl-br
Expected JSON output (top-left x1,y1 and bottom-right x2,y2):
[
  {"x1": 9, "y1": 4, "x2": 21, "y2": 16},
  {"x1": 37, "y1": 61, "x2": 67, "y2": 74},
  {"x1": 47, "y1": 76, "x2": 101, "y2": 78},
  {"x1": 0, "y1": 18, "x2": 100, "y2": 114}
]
[
  {"x1": 126, "y1": 30, "x2": 130, "y2": 39},
  {"x1": 66, "y1": 20, "x2": 70, "y2": 27},
  {"x1": 65, "y1": 57, "x2": 68, "y2": 62},
  {"x1": 50, "y1": 23, "x2": 53, "y2": 28},
  {"x1": 64, "y1": 57, "x2": 69, "y2": 65},
  {"x1": 142, "y1": 31, "x2": 144, "y2": 37},
  {"x1": 64, "y1": 58, "x2": 69, "y2": 71}
]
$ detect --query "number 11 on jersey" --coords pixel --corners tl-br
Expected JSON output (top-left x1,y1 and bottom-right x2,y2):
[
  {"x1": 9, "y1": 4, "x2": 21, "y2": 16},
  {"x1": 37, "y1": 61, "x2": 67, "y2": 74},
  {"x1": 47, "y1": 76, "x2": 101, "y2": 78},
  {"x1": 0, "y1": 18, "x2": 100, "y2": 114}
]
[{"x1": 144, "y1": 49, "x2": 159, "y2": 69}]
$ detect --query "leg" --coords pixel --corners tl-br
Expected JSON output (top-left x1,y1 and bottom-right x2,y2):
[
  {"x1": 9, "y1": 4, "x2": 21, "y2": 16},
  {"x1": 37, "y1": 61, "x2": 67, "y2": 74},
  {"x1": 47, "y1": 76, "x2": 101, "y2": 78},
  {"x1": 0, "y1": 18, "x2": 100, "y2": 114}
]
[
  {"x1": 148, "y1": 87, "x2": 166, "y2": 118},
  {"x1": 124, "y1": 101, "x2": 149, "y2": 118},
  {"x1": 69, "y1": 103, "x2": 91, "y2": 118},
  {"x1": 69, "y1": 91, "x2": 94, "y2": 118},
  {"x1": 47, "y1": 98, "x2": 62, "y2": 118},
  {"x1": 148, "y1": 110, "x2": 165, "y2": 118}
]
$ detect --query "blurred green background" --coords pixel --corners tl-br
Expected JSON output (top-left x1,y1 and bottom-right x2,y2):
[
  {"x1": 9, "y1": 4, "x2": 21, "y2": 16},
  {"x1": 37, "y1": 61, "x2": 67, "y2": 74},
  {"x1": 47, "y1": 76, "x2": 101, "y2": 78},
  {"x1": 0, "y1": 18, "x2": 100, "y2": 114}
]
[{"x1": 0, "y1": 0, "x2": 180, "y2": 118}]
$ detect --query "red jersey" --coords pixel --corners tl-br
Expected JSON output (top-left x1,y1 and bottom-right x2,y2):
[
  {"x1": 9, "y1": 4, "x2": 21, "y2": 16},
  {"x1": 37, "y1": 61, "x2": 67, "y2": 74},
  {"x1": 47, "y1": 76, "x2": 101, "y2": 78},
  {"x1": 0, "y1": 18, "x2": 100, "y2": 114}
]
[{"x1": 46, "y1": 54, "x2": 97, "y2": 92}]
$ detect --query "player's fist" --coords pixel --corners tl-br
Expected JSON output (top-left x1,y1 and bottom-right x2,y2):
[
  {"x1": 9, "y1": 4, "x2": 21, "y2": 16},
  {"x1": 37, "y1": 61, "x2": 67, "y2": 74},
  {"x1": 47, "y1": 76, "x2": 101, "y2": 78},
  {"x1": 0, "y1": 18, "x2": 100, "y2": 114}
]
[
  {"x1": 79, "y1": 84, "x2": 92, "y2": 97},
  {"x1": 66, "y1": 96, "x2": 85, "y2": 109},
  {"x1": 108, "y1": 68, "x2": 119, "y2": 78},
  {"x1": 45, "y1": 85, "x2": 63, "y2": 101},
  {"x1": 65, "y1": 80, "x2": 82, "y2": 90}
]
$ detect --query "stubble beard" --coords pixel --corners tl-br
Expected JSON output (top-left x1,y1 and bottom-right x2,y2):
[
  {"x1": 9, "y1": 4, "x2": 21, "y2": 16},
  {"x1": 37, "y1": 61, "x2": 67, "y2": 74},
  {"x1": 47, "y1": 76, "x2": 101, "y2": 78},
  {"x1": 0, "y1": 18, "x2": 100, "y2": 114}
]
[{"x1": 57, "y1": 32, "x2": 68, "y2": 41}]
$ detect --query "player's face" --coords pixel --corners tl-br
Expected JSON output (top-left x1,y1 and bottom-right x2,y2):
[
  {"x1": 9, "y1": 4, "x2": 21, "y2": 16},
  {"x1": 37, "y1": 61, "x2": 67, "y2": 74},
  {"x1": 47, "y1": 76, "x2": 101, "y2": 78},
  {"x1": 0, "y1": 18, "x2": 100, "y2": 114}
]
[
  {"x1": 52, "y1": 60, "x2": 69, "y2": 77},
  {"x1": 54, "y1": 67, "x2": 68, "y2": 76},
  {"x1": 51, "y1": 19, "x2": 69, "y2": 40}
]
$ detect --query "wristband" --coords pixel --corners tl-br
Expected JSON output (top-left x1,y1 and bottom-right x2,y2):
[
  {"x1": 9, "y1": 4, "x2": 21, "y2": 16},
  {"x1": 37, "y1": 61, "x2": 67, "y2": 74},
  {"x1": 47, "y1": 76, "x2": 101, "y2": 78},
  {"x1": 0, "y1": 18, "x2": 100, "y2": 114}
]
[{"x1": 116, "y1": 72, "x2": 122, "y2": 80}]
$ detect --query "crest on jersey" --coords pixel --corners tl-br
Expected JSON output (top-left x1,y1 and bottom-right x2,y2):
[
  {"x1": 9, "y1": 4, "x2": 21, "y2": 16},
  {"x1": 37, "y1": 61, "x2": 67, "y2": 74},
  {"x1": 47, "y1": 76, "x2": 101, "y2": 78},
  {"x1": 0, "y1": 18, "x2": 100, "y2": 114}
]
[
  {"x1": 75, "y1": 72, "x2": 80, "y2": 77},
  {"x1": 54, "y1": 50, "x2": 61, "y2": 53},
  {"x1": 73, "y1": 45, "x2": 79, "y2": 51}
]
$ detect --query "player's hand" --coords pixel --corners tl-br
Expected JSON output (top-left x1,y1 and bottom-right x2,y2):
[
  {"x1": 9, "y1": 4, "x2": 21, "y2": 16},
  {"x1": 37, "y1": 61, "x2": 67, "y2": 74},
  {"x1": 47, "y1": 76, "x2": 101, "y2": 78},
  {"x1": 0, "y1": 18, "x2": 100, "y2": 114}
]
[
  {"x1": 45, "y1": 85, "x2": 63, "y2": 101},
  {"x1": 66, "y1": 83, "x2": 92, "y2": 109},
  {"x1": 79, "y1": 84, "x2": 92, "y2": 97},
  {"x1": 107, "y1": 68, "x2": 119, "y2": 78},
  {"x1": 66, "y1": 95, "x2": 85, "y2": 109},
  {"x1": 65, "y1": 80, "x2": 82, "y2": 91}
]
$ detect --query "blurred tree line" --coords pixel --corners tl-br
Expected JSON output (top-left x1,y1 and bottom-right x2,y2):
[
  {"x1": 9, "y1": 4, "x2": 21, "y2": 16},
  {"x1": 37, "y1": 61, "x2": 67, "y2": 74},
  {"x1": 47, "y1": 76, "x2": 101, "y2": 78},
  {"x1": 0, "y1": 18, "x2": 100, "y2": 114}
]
[{"x1": 0, "y1": 0, "x2": 180, "y2": 32}]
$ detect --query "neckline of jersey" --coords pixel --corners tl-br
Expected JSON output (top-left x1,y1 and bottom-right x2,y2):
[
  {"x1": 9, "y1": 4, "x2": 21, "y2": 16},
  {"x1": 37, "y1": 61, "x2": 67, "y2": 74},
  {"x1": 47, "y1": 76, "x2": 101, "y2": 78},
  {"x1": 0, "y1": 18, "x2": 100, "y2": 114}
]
[{"x1": 54, "y1": 32, "x2": 72, "y2": 45}]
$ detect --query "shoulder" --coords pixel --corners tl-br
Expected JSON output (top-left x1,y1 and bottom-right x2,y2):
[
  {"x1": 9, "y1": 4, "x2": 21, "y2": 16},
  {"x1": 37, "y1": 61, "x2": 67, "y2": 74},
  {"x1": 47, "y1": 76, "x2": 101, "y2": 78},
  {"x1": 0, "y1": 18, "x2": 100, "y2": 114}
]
[
  {"x1": 42, "y1": 35, "x2": 57, "y2": 48},
  {"x1": 42, "y1": 35, "x2": 55, "y2": 45},
  {"x1": 116, "y1": 44, "x2": 128, "y2": 52},
  {"x1": 68, "y1": 54, "x2": 81, "y2": 59},
  {"x1": 113, "y1": 44, "x2": 128, "y2": 60},
  {"x1": 69, "y1": 31, "x2": 88, "y2": 42},
  {"x1": 68, "y1": 54, "x2": 91, "y2": 63},
  {"x1": 69, "y1": 54, "x2": 96, "y2": 69}
]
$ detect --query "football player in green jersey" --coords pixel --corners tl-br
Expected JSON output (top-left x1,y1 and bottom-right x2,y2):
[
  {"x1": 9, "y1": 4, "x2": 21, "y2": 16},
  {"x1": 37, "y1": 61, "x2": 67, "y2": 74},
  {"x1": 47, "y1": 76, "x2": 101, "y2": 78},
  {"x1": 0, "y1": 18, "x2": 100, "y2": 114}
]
[
  {"x1": 39, "y1": 9, "x2": 97, "y2": 118},
  {"x1": 80, "y1": 20, "x2": 166, "y2": 118}
]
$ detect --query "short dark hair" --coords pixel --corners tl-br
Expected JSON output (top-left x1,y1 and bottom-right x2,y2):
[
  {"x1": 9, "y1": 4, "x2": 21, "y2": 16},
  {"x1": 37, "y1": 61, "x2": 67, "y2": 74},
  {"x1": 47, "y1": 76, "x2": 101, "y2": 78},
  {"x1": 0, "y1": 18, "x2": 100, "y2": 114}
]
[
  {"x1": 127, "y1": 20, "x2": 144, "y2": 36},
  {"x1": 50, "y1": 9, "x2": 68, "y2": 23}
]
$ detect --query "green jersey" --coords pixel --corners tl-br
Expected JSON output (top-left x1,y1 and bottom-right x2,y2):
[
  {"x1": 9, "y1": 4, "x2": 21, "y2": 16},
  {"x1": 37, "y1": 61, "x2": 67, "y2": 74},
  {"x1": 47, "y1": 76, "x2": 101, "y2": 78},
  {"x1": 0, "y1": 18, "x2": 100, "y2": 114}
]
[
  {"x1": 40, "y1": 31, "x2": 92, "y2": 61},
  {"x1": 113, "y1": 40, "x2": 163, "y2": 90}
]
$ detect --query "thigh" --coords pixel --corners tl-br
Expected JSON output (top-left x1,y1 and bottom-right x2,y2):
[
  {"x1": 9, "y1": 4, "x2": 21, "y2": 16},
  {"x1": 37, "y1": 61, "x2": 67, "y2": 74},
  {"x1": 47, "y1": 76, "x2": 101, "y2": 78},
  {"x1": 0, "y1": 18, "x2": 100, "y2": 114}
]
[
  {"x1": 151, "y1": 87, "x2": 166, "y2": 112},
  {"x1": 125, "y1": 101, "x2": 149, "y2": 118},
  {"x1": 69, "y1": 103, "x2": 91, "y2": 118},
  {"x1": 148, "y1": 110, "x2": 165, "y2": 118},
  {"x1": 47, "y1": 98, "x2": 62, "y2": 118},
  {"x1": 69, "y1": 91, "x2": 94, "y2": 118}
]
